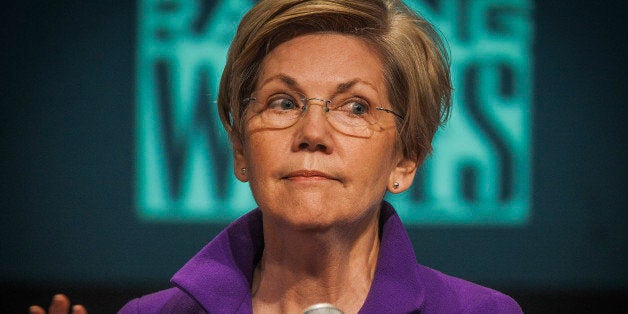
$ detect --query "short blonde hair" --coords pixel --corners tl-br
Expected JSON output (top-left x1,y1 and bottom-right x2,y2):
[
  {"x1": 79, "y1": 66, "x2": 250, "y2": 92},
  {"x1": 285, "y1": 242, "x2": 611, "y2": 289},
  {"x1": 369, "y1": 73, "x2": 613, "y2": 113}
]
[{"x1": 218, "y1": 0, "x2": 451, "y2": 164}]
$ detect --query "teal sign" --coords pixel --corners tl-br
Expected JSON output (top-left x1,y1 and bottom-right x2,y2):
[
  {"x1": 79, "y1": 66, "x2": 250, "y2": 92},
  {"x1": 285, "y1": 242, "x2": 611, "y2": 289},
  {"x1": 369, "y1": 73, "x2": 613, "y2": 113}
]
[{"x1": 136, "y1": 0, "x2": 533, "y2": 225}]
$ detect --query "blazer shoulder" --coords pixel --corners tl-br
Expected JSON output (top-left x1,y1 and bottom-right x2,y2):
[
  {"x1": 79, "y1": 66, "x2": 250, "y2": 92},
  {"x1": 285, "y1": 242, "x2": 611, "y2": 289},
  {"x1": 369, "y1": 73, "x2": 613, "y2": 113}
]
[
  {"x1": 118, "y1": 287, "x2": 206, "y2": 314},
  {"x1": 464, "y1": 290, "x2": 523, "y2": 314},
  {"x1": 415, "y1": 264, "x2": 522, "y2": 313}
]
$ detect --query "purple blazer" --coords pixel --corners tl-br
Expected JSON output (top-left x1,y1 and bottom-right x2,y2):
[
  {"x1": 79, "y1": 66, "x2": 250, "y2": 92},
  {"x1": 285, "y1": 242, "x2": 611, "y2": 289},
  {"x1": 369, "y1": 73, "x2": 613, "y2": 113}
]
[{"x1": 119, "y1": 202, "x2": 522, "y2": 313}]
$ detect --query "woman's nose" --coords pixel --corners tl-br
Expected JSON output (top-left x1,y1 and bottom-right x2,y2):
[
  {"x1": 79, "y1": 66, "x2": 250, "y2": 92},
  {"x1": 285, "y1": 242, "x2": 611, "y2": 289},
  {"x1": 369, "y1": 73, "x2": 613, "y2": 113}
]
[{"x1": 291, "y1": 101, "x2": 334, "y2": 153}]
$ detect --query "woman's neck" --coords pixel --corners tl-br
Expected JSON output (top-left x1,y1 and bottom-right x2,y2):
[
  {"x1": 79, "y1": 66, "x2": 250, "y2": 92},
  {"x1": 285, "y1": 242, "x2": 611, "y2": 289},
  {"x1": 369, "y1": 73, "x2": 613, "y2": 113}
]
[{"x1": 251, "y1": 209, "x2": 381, "y2": 314}]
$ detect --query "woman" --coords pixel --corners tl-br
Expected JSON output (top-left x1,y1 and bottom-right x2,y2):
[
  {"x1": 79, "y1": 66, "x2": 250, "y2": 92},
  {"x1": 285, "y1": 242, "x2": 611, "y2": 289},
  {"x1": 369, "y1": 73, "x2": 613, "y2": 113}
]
[{"x1": 33, "y1": 0, "x2": 522, "y2": 313}]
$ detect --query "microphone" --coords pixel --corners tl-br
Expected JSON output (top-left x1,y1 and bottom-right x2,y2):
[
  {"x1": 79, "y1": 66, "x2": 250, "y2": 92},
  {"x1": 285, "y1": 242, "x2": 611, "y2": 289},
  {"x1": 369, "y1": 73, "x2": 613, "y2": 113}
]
[{"x1": 303, "y1": 303, "x2": 344, "y2": 314}]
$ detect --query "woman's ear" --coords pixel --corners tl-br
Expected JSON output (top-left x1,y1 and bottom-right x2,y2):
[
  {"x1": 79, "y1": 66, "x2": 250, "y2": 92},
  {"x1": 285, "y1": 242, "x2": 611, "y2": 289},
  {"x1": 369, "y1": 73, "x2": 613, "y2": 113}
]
[
  {"x1": 387, "y1": 157, "x2": 418, "y2": 193},
  {"x1": 233, "y1": 140, "x2": 248, "y2": 182}
]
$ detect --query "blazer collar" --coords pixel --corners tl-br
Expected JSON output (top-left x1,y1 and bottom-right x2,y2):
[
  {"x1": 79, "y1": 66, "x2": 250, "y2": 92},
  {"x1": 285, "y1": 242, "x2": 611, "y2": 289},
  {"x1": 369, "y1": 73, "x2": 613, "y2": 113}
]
[{"x1": 171, "y1": 201, "x2": 424, "y2": 313}]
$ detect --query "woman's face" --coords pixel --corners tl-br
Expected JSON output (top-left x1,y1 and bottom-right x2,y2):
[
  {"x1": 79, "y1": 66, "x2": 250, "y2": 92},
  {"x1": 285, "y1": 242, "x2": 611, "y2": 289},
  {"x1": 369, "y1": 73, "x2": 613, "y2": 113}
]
[{"x1": 234, "y1": 33, "x2": 416, "y2": 230}]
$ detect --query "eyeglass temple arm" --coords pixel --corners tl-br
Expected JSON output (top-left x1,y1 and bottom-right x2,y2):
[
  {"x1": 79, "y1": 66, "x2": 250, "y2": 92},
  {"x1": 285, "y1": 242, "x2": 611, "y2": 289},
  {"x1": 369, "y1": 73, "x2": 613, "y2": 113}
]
[{"x1": 375, "y1": 107, "x2": 404, "y2": 120}]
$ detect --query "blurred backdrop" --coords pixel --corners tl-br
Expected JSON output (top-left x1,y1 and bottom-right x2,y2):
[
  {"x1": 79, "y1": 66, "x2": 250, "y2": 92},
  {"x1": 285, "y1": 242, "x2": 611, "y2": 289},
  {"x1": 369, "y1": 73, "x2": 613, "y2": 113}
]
[{"x1": 1, "y1": 1, "x2": 626, "y2": 313}]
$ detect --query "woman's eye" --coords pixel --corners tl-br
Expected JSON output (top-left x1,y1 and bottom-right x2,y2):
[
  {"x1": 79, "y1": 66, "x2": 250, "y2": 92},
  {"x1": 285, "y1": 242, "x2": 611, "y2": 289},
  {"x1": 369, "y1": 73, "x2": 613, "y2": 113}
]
[
  {"x1": 268, "y1": 97, "x2": 298, "y2": 110},
  {"x1": 345, "y1": 101, "x2": 368, "y2": 116}
]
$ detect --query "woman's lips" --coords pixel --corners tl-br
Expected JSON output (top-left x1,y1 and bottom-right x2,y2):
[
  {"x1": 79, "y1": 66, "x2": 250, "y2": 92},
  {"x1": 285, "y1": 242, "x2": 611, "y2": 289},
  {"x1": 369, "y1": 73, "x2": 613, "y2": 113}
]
[{"x1": 284, "y1": 170, "x2": 335, "y2": 181}]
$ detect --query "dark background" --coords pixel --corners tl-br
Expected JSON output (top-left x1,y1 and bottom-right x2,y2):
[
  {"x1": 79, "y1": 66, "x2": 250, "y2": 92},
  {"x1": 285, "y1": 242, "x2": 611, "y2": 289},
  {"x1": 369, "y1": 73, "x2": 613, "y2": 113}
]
[{"x1": 1, "y1": 1, "x2": 626, "y2": 313}]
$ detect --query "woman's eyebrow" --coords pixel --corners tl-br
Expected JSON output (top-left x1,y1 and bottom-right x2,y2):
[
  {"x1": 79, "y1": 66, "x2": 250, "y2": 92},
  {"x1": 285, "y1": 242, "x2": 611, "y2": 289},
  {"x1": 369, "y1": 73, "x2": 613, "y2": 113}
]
[
  {"x1": 258, "y1": 74, "x2": 298, "y2": 88},
  {"x1": 260, "y1": 74, "x2": 377, "y2": 94},
  {"x1": 337, "y1": 80, "x2": 358, "y2": 93}
]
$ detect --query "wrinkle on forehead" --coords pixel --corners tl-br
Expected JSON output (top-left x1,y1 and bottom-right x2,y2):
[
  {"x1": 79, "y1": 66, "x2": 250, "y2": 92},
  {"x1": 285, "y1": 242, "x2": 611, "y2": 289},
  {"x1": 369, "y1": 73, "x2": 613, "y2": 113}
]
[{"x1": 257, "y1": 33, "x2": 386, "y2": 87}]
